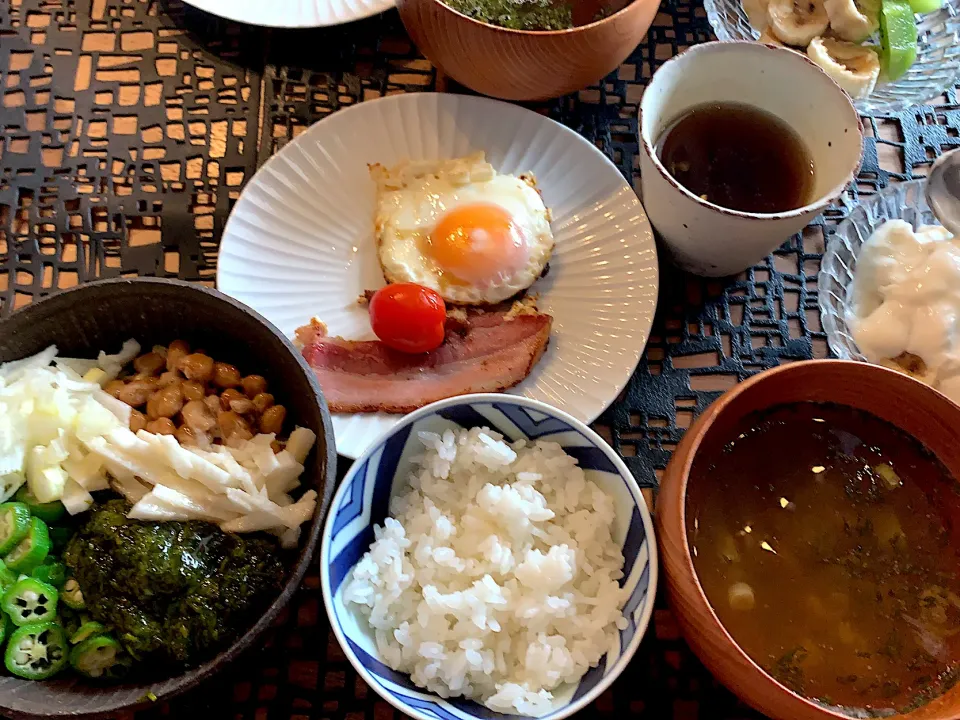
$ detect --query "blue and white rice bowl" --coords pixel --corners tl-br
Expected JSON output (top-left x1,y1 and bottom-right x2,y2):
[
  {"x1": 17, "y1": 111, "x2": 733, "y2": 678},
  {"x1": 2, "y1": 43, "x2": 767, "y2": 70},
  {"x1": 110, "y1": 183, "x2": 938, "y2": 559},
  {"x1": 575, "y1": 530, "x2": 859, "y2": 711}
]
[{"x1": 320, "y1": 394, "x2": 657, "y2": 720}]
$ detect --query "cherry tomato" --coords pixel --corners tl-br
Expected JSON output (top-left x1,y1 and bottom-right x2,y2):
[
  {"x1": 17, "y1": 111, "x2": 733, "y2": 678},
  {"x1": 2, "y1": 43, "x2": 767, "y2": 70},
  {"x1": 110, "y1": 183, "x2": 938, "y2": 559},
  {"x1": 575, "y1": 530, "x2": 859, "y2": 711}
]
[{"x1": 369, "y1": 283, "x2": 447, "y2": 354}]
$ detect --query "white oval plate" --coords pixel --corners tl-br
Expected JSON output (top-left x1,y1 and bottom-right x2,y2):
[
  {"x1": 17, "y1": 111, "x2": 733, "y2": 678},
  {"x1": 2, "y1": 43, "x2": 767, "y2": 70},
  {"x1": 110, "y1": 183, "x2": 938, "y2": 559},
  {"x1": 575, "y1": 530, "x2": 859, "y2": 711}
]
[
  {"x1": 183, "y1": 0, "x2": 393, "y2": 27},
  {"x1": 218, "y1": 93, "x2": 659, "y2": 458}
]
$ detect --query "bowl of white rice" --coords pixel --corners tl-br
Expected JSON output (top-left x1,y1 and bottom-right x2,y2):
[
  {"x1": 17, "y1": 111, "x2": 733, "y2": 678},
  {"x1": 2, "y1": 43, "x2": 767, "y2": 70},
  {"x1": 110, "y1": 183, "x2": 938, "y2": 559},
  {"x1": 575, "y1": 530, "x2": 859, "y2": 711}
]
[{"x1": 320, "y1": 394, "x2": 657, "y2": 720}]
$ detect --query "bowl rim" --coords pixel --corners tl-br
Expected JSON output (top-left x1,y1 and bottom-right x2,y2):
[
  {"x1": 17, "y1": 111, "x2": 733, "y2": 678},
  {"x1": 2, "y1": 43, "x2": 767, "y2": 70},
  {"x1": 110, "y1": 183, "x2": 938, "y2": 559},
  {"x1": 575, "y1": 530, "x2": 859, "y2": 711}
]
[
  {"x1": 0, "y1": 277, "x2": 338, "y2": 719},
  {"x1": 410, "y1": 0, "x2": 650, "y2": 35},
  {"x1": 319, "y1": 392, "x2": 658, "y2": 720},
  {"x1": 638, "y1": 40, "x2": 863, "y2": 222},
  {"x1": 657, "y1": 359, "x2": 960, "y2": 720}
]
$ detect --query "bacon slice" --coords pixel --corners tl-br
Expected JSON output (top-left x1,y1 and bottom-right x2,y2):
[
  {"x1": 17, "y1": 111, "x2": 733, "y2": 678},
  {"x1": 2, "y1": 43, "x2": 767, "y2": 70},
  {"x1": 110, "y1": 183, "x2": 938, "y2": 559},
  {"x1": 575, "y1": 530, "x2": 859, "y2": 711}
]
[{"x1": 300, "y1": 308, "x2": 552, "y2": 414}]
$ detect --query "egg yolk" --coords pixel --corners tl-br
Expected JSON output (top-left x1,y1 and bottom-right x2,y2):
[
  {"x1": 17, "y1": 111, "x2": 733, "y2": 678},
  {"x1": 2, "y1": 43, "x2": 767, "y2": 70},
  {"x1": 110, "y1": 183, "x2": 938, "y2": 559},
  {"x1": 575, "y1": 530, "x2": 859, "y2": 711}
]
[{"x1": 428, "y1": 203, "x2": 528, "y2": 285}]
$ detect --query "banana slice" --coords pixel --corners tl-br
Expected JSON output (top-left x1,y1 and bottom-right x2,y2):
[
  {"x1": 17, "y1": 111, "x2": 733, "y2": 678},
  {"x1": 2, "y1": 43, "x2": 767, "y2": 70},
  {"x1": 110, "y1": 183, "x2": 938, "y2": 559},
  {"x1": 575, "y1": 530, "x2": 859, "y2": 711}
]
[
  {"x1": 807, "y1": 36, "x2": 880, "y2": 99},
  {"x1": 744, "y1": 0, "x2": 771, "y2": 31},
  {"x1": 759, "y1": 29, "x2": 810, "y2": 52},
  {"x1": 824, "y1": 0, "x2": 880, "y2": 41},
  {"x1": 758, "y1": 28, "x2": 784, "y2": 43},
  {"x1": 767, "y1": 0, "x2": 830, "y2": 46}
]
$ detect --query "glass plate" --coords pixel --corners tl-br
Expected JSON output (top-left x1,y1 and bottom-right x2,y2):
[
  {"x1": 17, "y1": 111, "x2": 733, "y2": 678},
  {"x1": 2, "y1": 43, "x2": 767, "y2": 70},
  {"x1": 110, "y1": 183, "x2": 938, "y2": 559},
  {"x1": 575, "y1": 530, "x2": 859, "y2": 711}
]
[
  {"x1": 819, "y1": 180, "x2": 938, "y2": 360},
  {"x1": 703, "y1": 0, "x2": 960, "y2": 115}
]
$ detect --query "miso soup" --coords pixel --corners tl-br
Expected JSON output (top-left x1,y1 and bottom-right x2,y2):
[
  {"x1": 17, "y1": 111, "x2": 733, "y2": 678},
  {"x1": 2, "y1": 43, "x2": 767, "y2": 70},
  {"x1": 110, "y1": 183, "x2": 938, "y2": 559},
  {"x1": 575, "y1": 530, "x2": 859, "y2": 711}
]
[{"x1": 689, "y1": 402, "x2": 960, "y2": 716}]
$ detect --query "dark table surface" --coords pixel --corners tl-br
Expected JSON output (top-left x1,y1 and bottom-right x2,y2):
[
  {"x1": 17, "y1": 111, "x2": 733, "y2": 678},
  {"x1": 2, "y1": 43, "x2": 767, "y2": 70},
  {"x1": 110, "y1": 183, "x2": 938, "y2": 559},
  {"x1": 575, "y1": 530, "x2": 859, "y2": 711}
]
[{"x1": 2, "y1": 0, "x2": 959, "y2": 717}]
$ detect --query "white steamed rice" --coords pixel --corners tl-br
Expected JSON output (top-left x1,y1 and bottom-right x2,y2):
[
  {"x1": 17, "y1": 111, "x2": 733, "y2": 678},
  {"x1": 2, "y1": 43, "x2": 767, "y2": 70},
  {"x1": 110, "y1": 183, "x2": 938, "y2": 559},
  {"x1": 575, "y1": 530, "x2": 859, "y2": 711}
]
[{"x1": 342, "y1": 427, "x2": 628, "y2": 716}]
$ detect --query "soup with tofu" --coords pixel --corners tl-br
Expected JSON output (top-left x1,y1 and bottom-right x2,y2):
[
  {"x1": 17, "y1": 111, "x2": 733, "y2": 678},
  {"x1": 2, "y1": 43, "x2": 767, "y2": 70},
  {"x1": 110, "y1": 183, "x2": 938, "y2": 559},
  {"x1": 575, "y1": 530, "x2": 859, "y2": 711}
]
[{"x1": 688, "y1": 402, "x2": 960, "y2": 716}]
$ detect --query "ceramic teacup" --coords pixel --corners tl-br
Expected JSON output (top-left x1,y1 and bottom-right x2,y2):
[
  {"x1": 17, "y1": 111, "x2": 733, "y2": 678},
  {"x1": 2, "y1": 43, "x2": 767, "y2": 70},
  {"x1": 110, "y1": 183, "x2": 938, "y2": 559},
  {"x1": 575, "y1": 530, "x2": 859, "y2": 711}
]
[{"x1": 639, "y1": 41, "x2": 863, "y2": 277}]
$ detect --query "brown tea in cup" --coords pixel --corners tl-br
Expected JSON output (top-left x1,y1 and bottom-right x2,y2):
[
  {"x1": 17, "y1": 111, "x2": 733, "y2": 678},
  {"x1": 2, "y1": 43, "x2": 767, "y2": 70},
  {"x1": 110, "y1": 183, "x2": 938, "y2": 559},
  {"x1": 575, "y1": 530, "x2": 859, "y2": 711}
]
[{"x1": 656, "y1": 101, "x2": 815, "y2": 214}]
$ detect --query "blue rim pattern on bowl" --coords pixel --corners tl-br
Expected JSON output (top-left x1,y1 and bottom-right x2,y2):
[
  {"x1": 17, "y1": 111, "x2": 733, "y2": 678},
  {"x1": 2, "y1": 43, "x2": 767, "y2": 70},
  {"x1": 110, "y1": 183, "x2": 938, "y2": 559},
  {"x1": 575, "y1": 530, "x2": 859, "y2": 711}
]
[
  {"x1": 703, "y1": 0, "x2": 960, "y2": 115},
  {"x1": 320, "y1": 394, "x2": 657, "y2": 720},
  {"x1": 819, "y1": 180, "x2": 937, "y2": 360}
]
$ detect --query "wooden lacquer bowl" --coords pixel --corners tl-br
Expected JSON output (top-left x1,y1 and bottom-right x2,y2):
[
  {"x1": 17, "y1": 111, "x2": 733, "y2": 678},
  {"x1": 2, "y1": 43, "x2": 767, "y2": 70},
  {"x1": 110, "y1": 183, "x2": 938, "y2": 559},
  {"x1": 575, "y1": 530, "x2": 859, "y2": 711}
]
[
  {"x1": 657, "y1": 360, "x2": 960, "y2": 720},
  {"x1": 396, "y1": 0, "x2": 661, "y2": 101}
]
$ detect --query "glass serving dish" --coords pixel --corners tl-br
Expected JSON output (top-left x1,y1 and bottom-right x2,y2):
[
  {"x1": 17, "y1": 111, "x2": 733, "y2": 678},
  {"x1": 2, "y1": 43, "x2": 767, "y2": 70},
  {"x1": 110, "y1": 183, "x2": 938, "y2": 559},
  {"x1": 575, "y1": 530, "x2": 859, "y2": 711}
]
[
  {"x1": 819, "y1": 180, "x2": 938, "y2": 359},
  {"x1": 703, "y1": 0, "x2": 960, "y2": 115}
]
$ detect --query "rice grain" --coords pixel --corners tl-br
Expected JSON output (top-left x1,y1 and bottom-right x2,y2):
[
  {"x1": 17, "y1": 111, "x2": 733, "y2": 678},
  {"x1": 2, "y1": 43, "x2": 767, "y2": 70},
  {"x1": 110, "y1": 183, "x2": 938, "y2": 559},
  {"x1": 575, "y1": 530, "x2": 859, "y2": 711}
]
[{"x1": 342, "y1": 427, "x2": 627, "y2": 716}]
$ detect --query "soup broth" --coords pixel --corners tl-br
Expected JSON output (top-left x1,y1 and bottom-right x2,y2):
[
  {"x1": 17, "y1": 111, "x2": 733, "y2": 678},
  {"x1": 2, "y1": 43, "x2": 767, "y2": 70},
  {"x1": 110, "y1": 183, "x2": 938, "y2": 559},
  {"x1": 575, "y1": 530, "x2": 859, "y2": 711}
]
[
  {"x1": 689, "y1": 402, "x2": 960, "y2": 716},
  {"x1": 441, "y1": 0, "x2": 632, "y2": 30}
]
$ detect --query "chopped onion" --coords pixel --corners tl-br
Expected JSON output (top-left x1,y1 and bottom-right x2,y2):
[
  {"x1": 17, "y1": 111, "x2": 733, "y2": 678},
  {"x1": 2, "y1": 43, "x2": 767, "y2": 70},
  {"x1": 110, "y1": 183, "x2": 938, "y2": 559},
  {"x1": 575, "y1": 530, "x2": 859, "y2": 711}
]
[
  {"x1": 0, "y1": 473, "x2": 25, "y2": 503},
  {"x1": 0, "y1": 345, "x2": 59, "y2": 383},
  {"x1": 0, "y1": 345, "x2": 129, "y2": 512},
  {"x1": 96, "y1": 339, "x2": 141, "y2": 383},
  {"x1": 1, "y1": 343, "x2": 319, "y2": 537}
]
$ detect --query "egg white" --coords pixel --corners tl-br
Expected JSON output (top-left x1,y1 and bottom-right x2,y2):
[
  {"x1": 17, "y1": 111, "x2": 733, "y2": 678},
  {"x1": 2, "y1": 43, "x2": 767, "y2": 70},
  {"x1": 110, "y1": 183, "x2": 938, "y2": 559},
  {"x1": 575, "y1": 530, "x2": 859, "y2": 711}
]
[{"x1": 373, "y1": 154, "x2": 555, "y2": 305}]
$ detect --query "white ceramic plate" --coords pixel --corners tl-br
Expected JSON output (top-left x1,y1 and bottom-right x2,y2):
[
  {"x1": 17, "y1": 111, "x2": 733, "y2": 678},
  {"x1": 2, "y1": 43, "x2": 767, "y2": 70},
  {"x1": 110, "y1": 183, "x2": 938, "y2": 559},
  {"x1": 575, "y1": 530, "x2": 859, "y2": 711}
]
[
  {"x1": 217, "y1": 93, "x2": 659, "y2": 458},
  {"x1": 182, "y1": 0, "x2": 393, "y2": 27}
]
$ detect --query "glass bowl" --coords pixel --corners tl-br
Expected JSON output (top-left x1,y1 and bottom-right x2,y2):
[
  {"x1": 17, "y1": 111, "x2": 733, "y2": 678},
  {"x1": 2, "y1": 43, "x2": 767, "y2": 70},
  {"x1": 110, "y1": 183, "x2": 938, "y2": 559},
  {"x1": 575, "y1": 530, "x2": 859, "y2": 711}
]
[
  {"x1": 703, "y1": 0, "x2": 960, "y2": 115},
  {"x1": 819, "y1": 180, "x2": 938, "y2": 360}
]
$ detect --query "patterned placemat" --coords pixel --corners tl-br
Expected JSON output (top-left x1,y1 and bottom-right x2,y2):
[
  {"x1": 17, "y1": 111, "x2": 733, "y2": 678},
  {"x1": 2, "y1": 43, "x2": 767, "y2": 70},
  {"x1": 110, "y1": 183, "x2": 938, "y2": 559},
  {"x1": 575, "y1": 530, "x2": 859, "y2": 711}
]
[{"x1": 2, "y1": 0, "x2": 960, "y2": 717}]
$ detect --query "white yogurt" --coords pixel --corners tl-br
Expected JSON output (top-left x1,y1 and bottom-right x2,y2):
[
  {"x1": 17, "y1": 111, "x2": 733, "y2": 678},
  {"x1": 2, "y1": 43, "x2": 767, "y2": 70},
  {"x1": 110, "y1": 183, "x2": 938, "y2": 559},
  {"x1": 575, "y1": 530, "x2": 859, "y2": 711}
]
[{"x1": 848, "y1": 219, "x2": 960, "y2": 405}]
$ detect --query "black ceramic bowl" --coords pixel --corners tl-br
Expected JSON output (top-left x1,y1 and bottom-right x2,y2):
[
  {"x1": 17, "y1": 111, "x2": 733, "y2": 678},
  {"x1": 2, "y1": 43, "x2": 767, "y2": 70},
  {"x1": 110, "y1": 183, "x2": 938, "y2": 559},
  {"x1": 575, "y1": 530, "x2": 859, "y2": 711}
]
[{"x1": 0, "y1": 278, "x2": 337, "y2": 719}]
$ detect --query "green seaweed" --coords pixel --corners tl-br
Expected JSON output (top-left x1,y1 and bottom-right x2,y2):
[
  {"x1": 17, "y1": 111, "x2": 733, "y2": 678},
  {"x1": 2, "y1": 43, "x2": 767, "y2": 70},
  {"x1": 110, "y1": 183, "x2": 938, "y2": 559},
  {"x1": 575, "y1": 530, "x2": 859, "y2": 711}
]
[
  {"x1": 773, "y1": 645, "x2": 808, "y2": 693},
  {"x1": 442, "y1": 0, "x2": 573, "y2": 30},
  {"x1": 63, "y1": 500, "x2": 286, "y2": 670}
]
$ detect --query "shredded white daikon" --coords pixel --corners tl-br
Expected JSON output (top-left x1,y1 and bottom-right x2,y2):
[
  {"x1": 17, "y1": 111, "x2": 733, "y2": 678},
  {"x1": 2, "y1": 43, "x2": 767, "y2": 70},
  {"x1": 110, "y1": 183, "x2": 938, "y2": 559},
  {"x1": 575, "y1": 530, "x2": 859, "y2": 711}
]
[{"x1": 0, "y1": 344, "x2": 317, "y2": 546}]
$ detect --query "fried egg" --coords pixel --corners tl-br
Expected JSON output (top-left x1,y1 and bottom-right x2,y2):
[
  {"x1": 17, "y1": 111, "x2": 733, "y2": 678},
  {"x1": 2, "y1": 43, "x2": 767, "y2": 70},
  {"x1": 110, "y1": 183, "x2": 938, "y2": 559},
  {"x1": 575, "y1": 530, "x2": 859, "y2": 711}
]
[{"x1": 371, "y1": 152, "x2": 555, "y2": 305}]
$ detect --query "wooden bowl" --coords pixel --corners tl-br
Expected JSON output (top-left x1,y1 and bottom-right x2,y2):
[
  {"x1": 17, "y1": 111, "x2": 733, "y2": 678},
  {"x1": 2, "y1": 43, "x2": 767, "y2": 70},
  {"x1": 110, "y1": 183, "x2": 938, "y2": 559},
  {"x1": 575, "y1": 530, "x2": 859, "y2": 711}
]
[
  {"x1": 657, "y1": 360, "x2": 960, "y2": 720},
  {"x1": 396, "y1": 0, "x2": 661, "y2": 101},
  {"x1": 0, "y1": 278, "x2": 337, "y2": 719}
]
